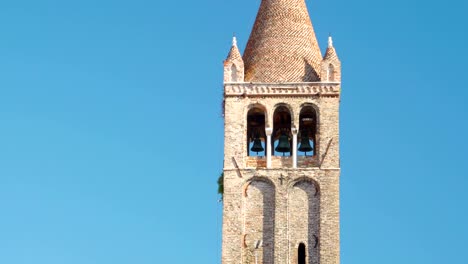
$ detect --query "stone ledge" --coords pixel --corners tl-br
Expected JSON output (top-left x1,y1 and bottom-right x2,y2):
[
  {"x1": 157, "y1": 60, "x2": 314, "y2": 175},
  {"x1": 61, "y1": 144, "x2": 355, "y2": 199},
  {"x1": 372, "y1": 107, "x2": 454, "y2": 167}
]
[{"x1": 224, "y1": 82, "x2": 341, "y2": 97}]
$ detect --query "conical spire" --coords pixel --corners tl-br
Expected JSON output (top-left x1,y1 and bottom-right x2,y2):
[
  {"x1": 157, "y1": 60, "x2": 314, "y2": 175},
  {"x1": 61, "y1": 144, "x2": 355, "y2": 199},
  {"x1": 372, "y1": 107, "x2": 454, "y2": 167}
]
[
  {"x1": 243, "y1": 0, "x2": 323, "y2": 82},
  {"x1": 225, "y1": 36, "x2": 242, "y2": 63},
  {"x1": 324, "y1": 35, "x2": 339, "y2": 61},
  {"x1": 224, "y1": 36, "x2": 244, "y2": 83},
  {"x1": 321, "y1": 35, "x2": 341, "y2": 82}
]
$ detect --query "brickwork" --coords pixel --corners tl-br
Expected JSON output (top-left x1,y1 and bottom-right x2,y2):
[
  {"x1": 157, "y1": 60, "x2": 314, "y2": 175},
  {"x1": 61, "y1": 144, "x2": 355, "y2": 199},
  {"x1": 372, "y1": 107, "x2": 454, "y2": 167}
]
[
  {"x1": 243, "y1": 179, "x2": 275, "y2": 263},
  {"x1": 222, "y1": 91, "x2": 340, "y2": 263},
  {"x1": 243, "y1": 0, "x2": 323, "y2": 82},
  {"x1": 224, "y1": 83, "x2": 340, "y2": 97},
  {"x1": 288, "y1": 180, "x2": 320, "y2": 264},
  {"x1": 224, "y1": 37, "x2": 245, "y2": 83},
  {"x1": 222, "y1": 168, "x2": 340, "y2": 264},
  {"x1": 223, "y1": 95, "x2": 340, "y2": 168},
  {"x1": 246, "y1": 156, "x2": 320, "y2": 169},
  {"x1": 221, "y1": 0, "x2": 341, "y2": 263},
  {"x1": 321, "y1": 39, "x2": 341, "y2": 83}
]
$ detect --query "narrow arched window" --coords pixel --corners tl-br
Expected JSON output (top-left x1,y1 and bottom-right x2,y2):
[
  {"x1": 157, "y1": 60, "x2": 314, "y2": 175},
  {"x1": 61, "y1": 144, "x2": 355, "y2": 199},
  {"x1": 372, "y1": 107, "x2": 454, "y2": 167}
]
[
  {"x1": 298, "y1": 106, "x2": 317, "y2": 157},
  {"x1": 273, "y1": 105, "x2": 292, "y2": 156},
  {"x1": 231, "y1": 64, "x2": 238, "y2": 82},
  {"x1": 298, "y1": 243, "x2": 306, "y2": 264},
  {"x1": 247, "y1": 107, "x2": 266, "y2": 156},
  {"x1": 327, "y1": 64, "x2": 335, "y2": 82}
]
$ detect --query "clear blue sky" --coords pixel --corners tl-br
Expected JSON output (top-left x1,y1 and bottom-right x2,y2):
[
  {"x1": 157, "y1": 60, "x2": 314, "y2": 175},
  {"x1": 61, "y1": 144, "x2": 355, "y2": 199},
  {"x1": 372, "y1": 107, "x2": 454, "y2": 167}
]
[{"x1": 1, "y1": 0, "x2": 467, "y2": 263}]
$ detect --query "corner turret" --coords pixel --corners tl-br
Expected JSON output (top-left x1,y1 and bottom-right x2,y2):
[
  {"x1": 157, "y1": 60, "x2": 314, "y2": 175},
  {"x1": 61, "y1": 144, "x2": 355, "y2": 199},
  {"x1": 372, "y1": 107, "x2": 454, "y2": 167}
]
[
  {"x1": 321, "y1": 35, "x2": 341, "y2": 82},
  {"x1": 224, "y1": 37, "x2": 244, "y2": 83}
]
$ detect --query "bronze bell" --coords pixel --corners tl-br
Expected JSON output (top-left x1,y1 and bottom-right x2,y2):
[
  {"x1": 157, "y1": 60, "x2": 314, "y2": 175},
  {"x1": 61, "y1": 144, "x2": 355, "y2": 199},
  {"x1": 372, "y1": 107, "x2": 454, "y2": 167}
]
[
  {"x1": 275, "y1": 133, "x2": 291, "y2": 155},
  {"x1": 250, "y1": 136, "x2": 264, "y2": 154},
  {"x1": 298, "y1": 131, "x2": 313, "y2": 155}
]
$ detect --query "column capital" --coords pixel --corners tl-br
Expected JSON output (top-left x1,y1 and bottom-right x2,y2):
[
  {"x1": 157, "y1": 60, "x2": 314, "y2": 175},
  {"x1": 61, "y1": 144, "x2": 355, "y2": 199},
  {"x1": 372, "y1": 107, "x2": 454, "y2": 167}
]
[{"x1": 265, "y1": 127, "x2": 273, "y2": 136}]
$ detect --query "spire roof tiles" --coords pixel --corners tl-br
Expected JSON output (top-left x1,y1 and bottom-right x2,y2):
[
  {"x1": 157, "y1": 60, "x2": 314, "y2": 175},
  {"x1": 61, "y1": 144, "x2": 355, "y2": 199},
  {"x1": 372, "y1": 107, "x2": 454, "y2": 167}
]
[
  {"x1": 225, "y1": 37, "x2": 242, "y2": 64},
  {"x1": 324, "y1": 36, "x2": 339, "y2": 61},
  {"x1": 243, "y1": 0, "x2": 323, "y2": 82}
]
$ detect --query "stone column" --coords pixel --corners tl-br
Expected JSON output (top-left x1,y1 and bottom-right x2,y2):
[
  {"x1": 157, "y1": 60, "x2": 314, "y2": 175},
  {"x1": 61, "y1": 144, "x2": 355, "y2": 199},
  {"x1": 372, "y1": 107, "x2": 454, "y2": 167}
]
[
  {"x1": 291, "y1": 127, "x2": 298, "y2": 168},
  {"x1": 265, "y1": 128, "x2": 273, "y2": 169}
]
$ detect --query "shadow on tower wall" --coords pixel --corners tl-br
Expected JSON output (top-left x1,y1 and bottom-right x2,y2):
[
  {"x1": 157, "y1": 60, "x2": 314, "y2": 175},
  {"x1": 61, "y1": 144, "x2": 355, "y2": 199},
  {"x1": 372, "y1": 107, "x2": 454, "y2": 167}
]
[{"x1": 302, "y1": 59, "x2": 320, "y2": 82}]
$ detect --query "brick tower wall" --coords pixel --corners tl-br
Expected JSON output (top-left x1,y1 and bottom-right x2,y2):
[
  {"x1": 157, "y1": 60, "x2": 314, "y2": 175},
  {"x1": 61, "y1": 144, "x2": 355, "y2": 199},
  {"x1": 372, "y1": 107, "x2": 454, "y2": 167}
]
[{"x1": 222, "y1": 87, "x2": 340, "y2": 264}]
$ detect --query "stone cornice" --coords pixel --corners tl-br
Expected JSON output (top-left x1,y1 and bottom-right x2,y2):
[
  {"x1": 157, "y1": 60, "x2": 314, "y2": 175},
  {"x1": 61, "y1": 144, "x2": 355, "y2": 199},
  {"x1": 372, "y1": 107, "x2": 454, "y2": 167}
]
[
  {"x1": 222, "y1": 168, "x2": 341, "y2": 171},
  {"x1": 224, "y1": 82, "x2": 341, "y2": 97}
]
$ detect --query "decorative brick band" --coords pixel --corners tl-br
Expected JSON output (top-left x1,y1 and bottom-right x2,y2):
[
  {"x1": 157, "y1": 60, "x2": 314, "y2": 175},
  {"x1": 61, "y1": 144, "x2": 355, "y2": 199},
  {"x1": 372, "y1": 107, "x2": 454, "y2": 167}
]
[{"x1": 224, "y1": 83, "x2": 341, "y2": 97}]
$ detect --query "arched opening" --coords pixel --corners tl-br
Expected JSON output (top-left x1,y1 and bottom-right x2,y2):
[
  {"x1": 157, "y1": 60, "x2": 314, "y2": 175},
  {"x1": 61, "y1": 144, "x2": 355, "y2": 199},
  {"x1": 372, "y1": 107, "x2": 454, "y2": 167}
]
[
  {"x1": 231, "y1": 64, "x2": 238, "y2": 82},
  {"x1": 288, "y1": 179, "x2": 320, "y2": 264},
  {"x1": 244, "y1": 179, "x2": 276, "y2": 264},
  {"x1": 273, "y1": 105, "x2": 292, "y2": 156},
  {"x1": 247, "y1": 107, "x2": 266, "y2": 156},
  {"x1": 327, "y1": 64, "x2": 334, "y2": 82},
  {"x1": 298, "y1": 106, "x2": 317, "y2": 157},
  {"x1": 298, "y1": 243, "x2": 306, "y2": 264}
]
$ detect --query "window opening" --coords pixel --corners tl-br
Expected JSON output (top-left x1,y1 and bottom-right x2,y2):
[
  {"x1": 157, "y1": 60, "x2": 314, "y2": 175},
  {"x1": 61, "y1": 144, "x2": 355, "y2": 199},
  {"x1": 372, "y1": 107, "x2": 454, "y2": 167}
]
[
  {"x1": 273, "y1": 106, "x2": 292, "y2": 156},
  {"x1": 247, "y1": 107, "x2": 266, "y2": 156},
  {"x1": 298, "y1": 106, "x2": 317, "y2": 156},
  {"x1": 231, "y1": 64, "x2": 238, "y2": 81},
  {"x1": 298, "y1": 243, "x2": 306, "y2": 264},
  {"x1": 327, "y1": 64, "x2": 334, "y2": 82}
]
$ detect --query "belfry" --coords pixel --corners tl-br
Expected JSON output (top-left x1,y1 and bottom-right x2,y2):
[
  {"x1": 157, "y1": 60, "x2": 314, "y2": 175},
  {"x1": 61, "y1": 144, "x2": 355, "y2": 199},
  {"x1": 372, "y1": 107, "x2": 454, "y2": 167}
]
[{"x1": 221, "y1": 0, "x2": 341, "y2": 263}]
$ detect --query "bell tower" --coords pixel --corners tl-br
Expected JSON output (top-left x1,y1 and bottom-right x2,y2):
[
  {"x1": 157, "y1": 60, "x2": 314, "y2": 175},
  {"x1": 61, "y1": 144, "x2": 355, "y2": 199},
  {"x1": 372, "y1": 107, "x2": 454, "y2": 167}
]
[{"x1": 221, "y1": 0, "x2": 341, "y2": 263}]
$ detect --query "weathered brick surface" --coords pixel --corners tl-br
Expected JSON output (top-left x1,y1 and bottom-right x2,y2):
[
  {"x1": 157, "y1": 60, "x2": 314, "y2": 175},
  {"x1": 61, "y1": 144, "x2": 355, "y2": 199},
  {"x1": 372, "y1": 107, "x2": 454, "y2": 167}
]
[
  {"x1": 243, "y1": 0, "x2": 323, "y2": 82},
  {"x1": 221, "y1": 0, "x2": 341, "y2": 263},
  {"x1": 224, "y1": 37, "x2": 245, "y2": 83},
  {"x1": 222, "y1": 90, "x2": 341, "y2": 263},
  {"x1": 245, "y1": 156, "x2": 319, "y2": 169},
  {"x1": 321, "y1": 39, "x2": 341, "y2": 83},
  {"x1": 223, "y1": 95, "x2": 340, "y2": 170},
  {"x1": 222, "y1": 168, "x2": 340, "y2": 264}
]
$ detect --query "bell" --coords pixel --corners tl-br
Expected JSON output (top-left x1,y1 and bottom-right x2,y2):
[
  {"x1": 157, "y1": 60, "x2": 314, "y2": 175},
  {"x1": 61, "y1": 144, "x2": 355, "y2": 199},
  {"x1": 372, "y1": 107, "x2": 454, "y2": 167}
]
[
  {"x1": 250, "y1": 136, "x2": 264, "y2": 154},
  {"x1": 275, "y1": 133, "x2": 291, "y2": 155},
  {"x1": 298, "y1": 132, "x2": 313, "y2": 155}
]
